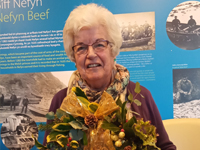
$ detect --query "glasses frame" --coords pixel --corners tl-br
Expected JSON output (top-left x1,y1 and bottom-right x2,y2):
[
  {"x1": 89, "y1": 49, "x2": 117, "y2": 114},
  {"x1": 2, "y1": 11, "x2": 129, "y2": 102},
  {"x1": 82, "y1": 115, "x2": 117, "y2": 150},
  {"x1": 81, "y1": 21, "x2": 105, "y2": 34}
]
[{"x1": 72, "y1": 39, "x2": 111, "y2": 55}]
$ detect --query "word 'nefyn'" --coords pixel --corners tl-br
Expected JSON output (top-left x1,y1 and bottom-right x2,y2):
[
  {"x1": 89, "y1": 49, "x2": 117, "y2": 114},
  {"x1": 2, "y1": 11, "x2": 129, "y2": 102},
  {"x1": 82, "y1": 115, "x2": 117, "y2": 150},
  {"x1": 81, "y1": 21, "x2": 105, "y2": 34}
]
[{"x1": 0, "y1": 0, "x2": 42, "y2": 10}]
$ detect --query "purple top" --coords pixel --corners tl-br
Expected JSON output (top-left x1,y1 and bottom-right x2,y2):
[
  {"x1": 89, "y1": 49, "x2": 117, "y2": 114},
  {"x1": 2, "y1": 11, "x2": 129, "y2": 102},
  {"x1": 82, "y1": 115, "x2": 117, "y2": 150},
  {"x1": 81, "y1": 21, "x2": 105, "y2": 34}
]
[{"x1": 43, "y1": 81, "x2": 176, "y2": 150}]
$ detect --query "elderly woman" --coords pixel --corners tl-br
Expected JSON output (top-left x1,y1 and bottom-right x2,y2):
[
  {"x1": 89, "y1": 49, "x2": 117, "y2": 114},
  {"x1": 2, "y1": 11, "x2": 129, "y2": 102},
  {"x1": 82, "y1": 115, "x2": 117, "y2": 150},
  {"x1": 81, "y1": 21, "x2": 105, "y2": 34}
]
[{"x1": 44, "y1": 3, "x2": 176, "y2": 150}]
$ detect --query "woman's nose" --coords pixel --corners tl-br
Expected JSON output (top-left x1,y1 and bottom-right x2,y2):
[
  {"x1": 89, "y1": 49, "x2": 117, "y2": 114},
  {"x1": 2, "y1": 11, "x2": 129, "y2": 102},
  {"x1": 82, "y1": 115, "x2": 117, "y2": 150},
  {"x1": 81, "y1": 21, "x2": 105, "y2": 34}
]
[{"x1": 87, "y1": 46, "x2": 97, "y2": 57}]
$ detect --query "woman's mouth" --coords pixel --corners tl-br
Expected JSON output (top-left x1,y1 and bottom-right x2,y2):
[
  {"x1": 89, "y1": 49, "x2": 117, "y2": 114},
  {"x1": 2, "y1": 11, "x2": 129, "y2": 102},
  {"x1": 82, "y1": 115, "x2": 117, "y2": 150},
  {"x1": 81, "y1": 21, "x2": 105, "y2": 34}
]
[{"x1": 87, "y1": 64, "x2": 101, "y2": 68}]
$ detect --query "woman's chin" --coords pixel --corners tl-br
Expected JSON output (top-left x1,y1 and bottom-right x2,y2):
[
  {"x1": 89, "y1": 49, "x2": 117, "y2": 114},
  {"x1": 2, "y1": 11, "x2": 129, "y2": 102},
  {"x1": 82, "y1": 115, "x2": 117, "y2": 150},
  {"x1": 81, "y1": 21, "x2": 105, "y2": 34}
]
[
  {"x1": 85, "y1": 74, "x2": 108, "y2": 83},
  {"x1": 86, "y1": 75, "x2": 103, "y2": 82}
]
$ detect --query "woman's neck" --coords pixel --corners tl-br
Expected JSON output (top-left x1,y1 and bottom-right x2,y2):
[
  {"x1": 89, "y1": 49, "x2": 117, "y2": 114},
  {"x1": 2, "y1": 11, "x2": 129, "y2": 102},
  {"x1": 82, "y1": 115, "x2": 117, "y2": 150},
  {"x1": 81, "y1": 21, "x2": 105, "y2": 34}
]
[
  {"x1": 85, "y1": 68, "x2": 116, "y2": 91},
  {"x1": 86, "y1": 78, "x2": 111, "y2": 91}
]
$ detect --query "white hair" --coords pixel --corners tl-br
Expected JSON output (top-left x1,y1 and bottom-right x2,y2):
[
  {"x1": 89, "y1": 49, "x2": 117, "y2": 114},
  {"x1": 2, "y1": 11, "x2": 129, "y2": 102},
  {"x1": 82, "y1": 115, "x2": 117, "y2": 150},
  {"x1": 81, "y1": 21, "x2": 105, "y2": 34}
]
[{"x1": 63, "y1": 3, "x2": 122, "y2": 62}]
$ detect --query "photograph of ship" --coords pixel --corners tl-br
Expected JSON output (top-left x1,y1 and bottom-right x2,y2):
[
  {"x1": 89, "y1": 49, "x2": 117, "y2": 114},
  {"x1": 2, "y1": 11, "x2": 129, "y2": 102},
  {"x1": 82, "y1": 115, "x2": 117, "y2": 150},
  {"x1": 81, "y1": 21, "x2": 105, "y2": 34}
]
[
  {"x1": 173, "y1": 68, "x2": 200, "y2": 118},
  {"x1": 1, "y1": 113, "x2": 38, "y2": 150},
  {"x1": 114, "y1": 12, "x2": 155, "y2": 51},
  {"x1": 0, "y1": 71, "x2": 73, "y2": 123},
  {"x1": 166, "y1": 1, "x2": 200, "y2": 50}
]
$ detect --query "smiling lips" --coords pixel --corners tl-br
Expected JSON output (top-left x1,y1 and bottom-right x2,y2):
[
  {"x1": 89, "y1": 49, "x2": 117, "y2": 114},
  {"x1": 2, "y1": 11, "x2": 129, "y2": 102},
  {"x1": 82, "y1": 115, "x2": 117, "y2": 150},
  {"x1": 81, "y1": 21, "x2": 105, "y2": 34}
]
[{"x1": 87, "y1": 63, "x2": 101, "y2": 68}]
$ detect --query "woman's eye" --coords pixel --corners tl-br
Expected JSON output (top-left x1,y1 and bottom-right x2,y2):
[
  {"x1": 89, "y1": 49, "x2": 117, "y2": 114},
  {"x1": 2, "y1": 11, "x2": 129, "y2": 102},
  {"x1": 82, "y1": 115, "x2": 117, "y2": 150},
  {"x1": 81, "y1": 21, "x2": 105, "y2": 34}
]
[
  {"x1": 94, "y1": 43, "x2": 105, "y2": 48},
  {"x1": 77, "y1": 46, "x2": 87, "y2": 52}
]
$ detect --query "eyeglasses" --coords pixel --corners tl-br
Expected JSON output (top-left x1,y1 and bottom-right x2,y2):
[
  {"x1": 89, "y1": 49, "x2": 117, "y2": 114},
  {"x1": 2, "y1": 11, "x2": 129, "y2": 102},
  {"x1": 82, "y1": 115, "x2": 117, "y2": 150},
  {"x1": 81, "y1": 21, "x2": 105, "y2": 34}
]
[{"x1": 72, "y1": 39, "x2": 111, "y2": 55}]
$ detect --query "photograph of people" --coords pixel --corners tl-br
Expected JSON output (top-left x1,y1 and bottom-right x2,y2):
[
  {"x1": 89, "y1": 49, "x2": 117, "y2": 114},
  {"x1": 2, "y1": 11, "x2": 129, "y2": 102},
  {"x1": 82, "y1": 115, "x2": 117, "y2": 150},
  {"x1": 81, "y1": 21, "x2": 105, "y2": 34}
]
[
  {"x1": 187, "y1": 15, "x2": 196, "y2": 32},
  {"x1": 43, "y1": 3, "x2": 176, "y2": 150},
  {"x1": 0, "y1": 92, "x2": 4, "y2": 108},
  {"x1": 0, "y1": 71, "x2": 72, "y2": 123},
  {"x1": 21, "y1": 95, "x2": 29, "y2": 114},
  {"x1": 172, "y1": 16, "x2": 181, "y2": 32},
  {"x1": 173, "y1": 68, "x2": 200, "y2": 118},
  {"x1": 1, "y1": 113, "x2": 38, "y2": 150},
  {"x1": 10, "y1": 92, "x2": 17, "y2": 111},
  {"x1": 166, "y1": 1, "x2": 200, "y2": 50},
  {"x1": 115, "y1": 12, "x2": 155, "y2": 52}
]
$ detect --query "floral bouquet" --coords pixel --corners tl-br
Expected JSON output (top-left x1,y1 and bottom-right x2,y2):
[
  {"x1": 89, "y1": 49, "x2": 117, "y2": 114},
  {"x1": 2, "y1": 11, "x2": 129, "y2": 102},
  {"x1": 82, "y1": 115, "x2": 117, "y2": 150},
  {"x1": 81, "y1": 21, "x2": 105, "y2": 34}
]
[{"x1": 34, "y1": 82, "x2": 160, "y2": 150}]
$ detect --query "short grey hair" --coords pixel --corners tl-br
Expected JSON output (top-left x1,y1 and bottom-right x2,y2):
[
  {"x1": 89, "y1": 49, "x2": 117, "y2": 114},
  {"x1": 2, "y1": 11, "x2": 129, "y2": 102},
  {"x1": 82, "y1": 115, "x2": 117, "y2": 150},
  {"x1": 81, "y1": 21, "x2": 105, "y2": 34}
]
[{"x1": 63, "y1": 3, "x2": 122, "y2": 62}]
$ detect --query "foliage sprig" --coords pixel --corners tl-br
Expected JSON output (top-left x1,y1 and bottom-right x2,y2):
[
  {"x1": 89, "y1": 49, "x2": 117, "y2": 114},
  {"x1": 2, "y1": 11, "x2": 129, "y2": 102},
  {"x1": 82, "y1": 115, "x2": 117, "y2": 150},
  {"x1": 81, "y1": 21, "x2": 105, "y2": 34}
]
[{"x1": 34, "y1": 82, "x2": 160, "y2": 150}]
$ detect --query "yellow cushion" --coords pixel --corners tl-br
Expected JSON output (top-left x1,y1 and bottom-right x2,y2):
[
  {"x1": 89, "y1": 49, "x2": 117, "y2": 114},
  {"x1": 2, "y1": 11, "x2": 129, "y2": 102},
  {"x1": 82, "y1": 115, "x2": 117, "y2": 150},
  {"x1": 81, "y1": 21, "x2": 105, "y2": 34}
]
[{"x1": 163, "y1": 118, "x2": 200, "y2": 150}]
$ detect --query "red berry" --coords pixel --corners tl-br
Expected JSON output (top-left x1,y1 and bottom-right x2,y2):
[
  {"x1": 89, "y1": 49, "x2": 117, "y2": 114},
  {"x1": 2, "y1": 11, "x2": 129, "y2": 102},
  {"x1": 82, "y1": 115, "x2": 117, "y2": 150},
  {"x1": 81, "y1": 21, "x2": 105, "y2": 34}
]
[
  {"x1": 69, "y1": 137, "x2": 72, "y2": 141},
  {"x1": 126, "y1": 120, "x2": 128, "y2": 122},
  {"x1": 121, "y1": 129, "x2": 124, "y2": 132},
  {"x1": 67, "y1": 143, "x2": 70, "y2": 147}
]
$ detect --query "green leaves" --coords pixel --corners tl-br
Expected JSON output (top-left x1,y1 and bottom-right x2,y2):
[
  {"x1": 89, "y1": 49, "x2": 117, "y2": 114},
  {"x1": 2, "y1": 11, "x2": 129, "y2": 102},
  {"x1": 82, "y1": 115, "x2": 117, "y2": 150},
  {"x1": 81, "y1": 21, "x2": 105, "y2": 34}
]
[
  {"x1": 131, "y1": 119, "x2": 161, "y2": 150},
  {"x1": 134, "y1": 82, "x2": 141, "y2": 94},
  {"x1": 68, "y1": 120, "x2": 83, "y2": 129},
  {"x1": 77, "y1": 96, "x2": 90, "y2": 108},
  {"x1": 123, "y1": 117, "x2": 137, "y2": 139},
  {"x1": 115, "y1": 109, "x2": 122, "y2": 123},
  {"x1": 72, "y1": 87, "x2": 88, "y2": 100},
  {"x1": 74, "y1": 87, "x2": 99, "y2": 114},
  {"x1": 133, "y1": 99, "x2": 142, "y2": 106},
  {"x1": 127, "y1": 82, "x2": 143, "y2": 107},
  {"x1": 68, "y1": 120, "x2": 88, "y2": 130},
  {"x1": 116, "y1": 97, "x2": 122, "y2": 107},
  {"x1": 101, "y1": 120, "x2": 120, "y2": 132},
  {"x1": 33, "y1": 136, "x2": 47, "y2": 149},
  {"x1": 128, "y1": 92, "x2": 134, "y2": 102},
  {"x1": 47, "y1": 131, "x2": 64, "y2": 143},
  {"x1": 52, "y1": 123, "x2": 72, "y2": 132},
  {"x1": 82, "y1": 132, "x2": 88, "y2": 145},
  {"x1": 114, "y1": 100, "x2": 129, "y2": 125},
  {"x1": 70, "y1": 140, "x2": 79, "y2": 149},
  {"x1": 62, "y1": 117, "x2": 71, "y2": 123},
  {"x1": 104, "y1": 115, "x2": 112, "y2": 123},
  {"x1": 35, "y1": 82, "x2": 161, "y2": 150},
  {"x1": 56, "y1": 109, "x2": 68, "y2": 119},
  {"x1": 69, "y1": 129, "x2": 84, "y2": 141},
  {"x1": 123, "y1": 116, "x2": 137, "y2": 129},
  {"x1": 46, "y1": 111, "x2": 55, "y2": 120},
  {"x1": 56, "y1": 135, "x2": 68, "y2": 147},
  {"x1": 47, "y1": 132, "x2": 69, "y2": 148},
  {"x1": 88, "y1": 102, "x2": 99, "y2": 113},
  {"x1": 122, "y1": 101, "x2": 127, "y2": 124}
]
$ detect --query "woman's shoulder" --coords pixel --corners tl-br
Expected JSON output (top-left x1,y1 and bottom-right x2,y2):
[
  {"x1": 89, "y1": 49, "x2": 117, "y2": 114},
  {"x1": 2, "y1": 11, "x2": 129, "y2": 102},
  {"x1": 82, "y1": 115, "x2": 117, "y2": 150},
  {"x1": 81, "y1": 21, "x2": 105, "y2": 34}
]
[
  {"x1": 53, "y1": 87, "x2": 68, "y2": 98},
  {"x1": 49, "y1": 87, "x2": 68, "y2": 113},
  {"x1": 52, "y1": 87, "x2": 68, "y2": 103}
]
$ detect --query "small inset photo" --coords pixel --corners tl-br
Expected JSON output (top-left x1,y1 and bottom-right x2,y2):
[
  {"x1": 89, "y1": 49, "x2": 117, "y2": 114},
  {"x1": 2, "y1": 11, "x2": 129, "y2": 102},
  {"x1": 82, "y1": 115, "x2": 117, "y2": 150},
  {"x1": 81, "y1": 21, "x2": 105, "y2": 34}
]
[
  {"x1": 1, "y1": 113, "x2": 38, "y2": 150},
  {"x1": 115, "y1": 12, "x2": 155, "y2": 51},
  {"x1": 173, "y1": 68, "x2": 200, "y2": 118},
  {"x1": 166, "y1": 1, "x2": 200, "y2": 50}
]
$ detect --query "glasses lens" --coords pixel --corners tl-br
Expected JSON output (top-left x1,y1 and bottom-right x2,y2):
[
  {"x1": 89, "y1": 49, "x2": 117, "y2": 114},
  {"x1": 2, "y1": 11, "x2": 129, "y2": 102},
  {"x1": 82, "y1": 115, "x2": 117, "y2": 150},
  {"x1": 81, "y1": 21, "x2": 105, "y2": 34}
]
[
  {"x1": 93, "y1": 40, "x2": 108, "y2": 52},
  {"x1": 73, "y1": 40, "x2": 109, "y2": 55},
  {"x1": 74, "y1": 44, "x2": 88, "y2": 55}
]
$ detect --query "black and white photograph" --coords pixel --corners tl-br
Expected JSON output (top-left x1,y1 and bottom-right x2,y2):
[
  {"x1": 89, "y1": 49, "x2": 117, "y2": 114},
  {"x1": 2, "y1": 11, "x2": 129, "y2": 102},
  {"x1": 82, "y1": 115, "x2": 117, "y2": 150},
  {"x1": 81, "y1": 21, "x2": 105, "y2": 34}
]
[
  {"x1": 0, "y1": 71, "x2": 73, "y2": 123},
  {"x1": 173, "y1": 68, "x2": 200, "y2": 118},
  {"x1": 1, "y1": 113, "x2": 38, "y2": 150},
  {"x1": 166, "y1": 1, "x2": 200, "y2": 50},
  {"x1": 114, "y1": 12, "x2": 155, "y2": 51}
]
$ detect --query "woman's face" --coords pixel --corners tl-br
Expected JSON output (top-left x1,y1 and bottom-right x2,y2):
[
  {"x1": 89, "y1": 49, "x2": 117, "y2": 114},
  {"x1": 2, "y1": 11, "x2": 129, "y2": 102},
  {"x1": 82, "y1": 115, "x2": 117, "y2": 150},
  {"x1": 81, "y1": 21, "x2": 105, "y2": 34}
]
[{"x1": 74, "y1": 25, "x2": 115, "y2": 90}]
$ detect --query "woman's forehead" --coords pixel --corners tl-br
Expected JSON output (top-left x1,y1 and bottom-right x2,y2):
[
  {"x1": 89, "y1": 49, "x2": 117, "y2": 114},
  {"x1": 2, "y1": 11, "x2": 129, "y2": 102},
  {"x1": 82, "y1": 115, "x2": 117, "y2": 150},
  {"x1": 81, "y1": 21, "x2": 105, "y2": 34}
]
[{"x1": 74, "y1": 26, "x2": 108, "y2": 44}]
